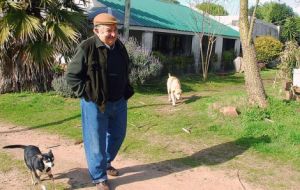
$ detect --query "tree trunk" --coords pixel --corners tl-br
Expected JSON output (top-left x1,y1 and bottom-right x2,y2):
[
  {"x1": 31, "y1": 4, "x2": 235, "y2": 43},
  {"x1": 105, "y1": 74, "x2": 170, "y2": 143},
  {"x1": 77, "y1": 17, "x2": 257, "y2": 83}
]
[
  {"x1": 0, "y1": 61, "x2": 15, "y2": 93},
  {"x1": 0, "y1": 53, "x2": 53, "y2": 94},
  {"x1": 239, "y1": 0, "x2": 268, "y2": 108},
  {"x1": 242, "y1": 43, "x2": 268, "y2": 106}
]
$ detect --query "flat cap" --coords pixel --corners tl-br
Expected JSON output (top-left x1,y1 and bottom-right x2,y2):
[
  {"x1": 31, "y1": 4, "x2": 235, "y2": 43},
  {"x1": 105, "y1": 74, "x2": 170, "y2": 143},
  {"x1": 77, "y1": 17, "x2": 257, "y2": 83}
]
[{"x1": 93, "y1": 13, "x2": 118, "y2": 26}]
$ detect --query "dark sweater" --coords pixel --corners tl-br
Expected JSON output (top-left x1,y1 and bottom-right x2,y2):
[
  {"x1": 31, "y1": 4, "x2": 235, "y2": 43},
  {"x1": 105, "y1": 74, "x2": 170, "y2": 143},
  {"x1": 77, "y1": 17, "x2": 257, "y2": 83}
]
[{"x1": 107, "y1": 45, "x2": 127, "y2": 101}]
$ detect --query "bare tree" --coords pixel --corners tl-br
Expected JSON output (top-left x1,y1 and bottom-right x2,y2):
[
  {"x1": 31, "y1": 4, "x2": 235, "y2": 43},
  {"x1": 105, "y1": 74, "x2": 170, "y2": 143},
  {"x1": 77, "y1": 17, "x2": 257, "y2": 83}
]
[
  {"x1": 198, "y1": 22, "x2": 217, "y2": 81},
  {"x1": 124, "y1": 0, "x2": 131, "y2": 41},
  {"x1": 189, "y1": 0, "x2": 224, "y2": 81},
  {"x1": 239, "y1": 0, "x2": 268, "y2": 107}
]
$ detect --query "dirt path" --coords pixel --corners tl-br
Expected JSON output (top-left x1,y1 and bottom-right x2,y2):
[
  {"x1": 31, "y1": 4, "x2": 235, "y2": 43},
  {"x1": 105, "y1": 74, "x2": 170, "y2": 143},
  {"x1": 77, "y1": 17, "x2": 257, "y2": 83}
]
[{"x1": 0, "y1": 122, "x2": 262, "y2": 190}]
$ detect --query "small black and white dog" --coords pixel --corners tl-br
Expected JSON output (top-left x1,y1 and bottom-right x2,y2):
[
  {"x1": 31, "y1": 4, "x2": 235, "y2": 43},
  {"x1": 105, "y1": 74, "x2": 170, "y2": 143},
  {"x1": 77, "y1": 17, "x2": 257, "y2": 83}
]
[{"x1": 3, "y1": 145, "x2": 55, "y2": 190}]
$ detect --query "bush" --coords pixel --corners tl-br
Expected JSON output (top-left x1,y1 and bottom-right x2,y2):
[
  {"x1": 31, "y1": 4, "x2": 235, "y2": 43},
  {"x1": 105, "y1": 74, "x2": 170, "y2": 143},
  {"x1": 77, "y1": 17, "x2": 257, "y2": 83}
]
[
  {"x1": 242, "y1": 106, "x2": 270, "y2": 124},
  {"x1": 152, "y1": 51, "x2": 195, "y2": 75},
  {"x1": 222, "y1": 50, "x2": 235, "y2": 63},
  {"x1": 277, "y1": 41, "x2": 300, "y2": 80},
  {"x1": 152, "y1": 51, "x2": 167, "y2": 63},
  {"x1": 254, "y1": 36, "x2": 283, "y2": 64},
  {"x1": 222, "y1": 50, "x2": 235, "y2": 70},
  {"x1": 51, "y1": 76, "x2": 76, "y2": 98},
  {"x1": 121, "y1": 37, "x2": 163, "y2": 85}
]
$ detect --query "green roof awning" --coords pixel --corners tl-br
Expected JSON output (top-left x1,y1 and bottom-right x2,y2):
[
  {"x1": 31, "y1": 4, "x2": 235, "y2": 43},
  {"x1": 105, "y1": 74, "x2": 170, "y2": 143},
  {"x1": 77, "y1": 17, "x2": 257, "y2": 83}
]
[{"x1": 95, "y1": 0, "x2": 239, "y2": 38}]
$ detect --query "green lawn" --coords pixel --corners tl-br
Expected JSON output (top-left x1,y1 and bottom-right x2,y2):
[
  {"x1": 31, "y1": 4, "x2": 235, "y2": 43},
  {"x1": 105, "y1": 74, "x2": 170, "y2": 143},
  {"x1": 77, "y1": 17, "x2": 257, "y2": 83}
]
[{"x1": 0, "y1": 69, "x2": 300, "y2": 173}]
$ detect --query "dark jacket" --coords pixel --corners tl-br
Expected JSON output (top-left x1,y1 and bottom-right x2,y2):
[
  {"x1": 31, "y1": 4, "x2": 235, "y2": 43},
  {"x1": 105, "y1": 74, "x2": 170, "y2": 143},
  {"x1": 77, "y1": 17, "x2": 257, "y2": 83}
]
[{"x1": 65, "y1": 35, "x2": 134, "y2": 110}]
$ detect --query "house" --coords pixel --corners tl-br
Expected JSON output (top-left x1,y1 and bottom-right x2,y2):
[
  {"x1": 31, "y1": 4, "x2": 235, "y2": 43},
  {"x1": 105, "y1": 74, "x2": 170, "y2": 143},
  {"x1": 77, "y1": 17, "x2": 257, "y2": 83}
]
[
  {"x1": 214, "y1": 16, "x2": 280, "y2": 39},
  {"x1": 83, "y1": 0, "x2": 241, "y2": 73}
]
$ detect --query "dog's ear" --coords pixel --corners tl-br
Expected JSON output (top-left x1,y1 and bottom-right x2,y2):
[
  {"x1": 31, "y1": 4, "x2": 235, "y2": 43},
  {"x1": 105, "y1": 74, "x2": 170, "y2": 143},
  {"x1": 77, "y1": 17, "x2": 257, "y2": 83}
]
[{"x1": 48, "y1": 149, "x2": 54, "y2": 158}]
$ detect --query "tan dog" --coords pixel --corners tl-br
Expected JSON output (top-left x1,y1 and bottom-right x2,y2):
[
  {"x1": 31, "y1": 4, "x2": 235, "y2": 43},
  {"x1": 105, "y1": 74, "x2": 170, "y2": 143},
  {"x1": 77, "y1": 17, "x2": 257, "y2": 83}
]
[{"x1": 167, "y1": 73, "x2": 182, "y2": 106}]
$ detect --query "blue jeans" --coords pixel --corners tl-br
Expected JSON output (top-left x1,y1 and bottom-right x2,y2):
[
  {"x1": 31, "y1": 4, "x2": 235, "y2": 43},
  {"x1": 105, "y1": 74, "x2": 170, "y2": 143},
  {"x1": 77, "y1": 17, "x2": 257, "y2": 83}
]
[{"x1": 81, "y1": 97, "x2": 127, "y2": 183}]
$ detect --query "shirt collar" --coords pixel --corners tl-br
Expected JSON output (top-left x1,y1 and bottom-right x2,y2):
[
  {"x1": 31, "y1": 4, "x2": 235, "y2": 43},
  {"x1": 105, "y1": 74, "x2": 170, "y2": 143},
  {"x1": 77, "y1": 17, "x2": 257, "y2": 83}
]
[
  {"x1": 105, "y1": 44, "x2": 115, "y2": 50},
  {"x1": 94, "y1": 35, "x2": 105, "y2": 48}
]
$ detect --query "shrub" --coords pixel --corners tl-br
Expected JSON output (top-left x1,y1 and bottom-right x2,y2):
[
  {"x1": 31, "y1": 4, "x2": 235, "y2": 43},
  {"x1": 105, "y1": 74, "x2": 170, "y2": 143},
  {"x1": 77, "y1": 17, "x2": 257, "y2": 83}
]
[
  {"x1": 152, "y1": 51, "x2": 167, "y2": 63},
  {"x1": 51, "y1": 76, "x2": 76, "y2": 98},
  {"x1": 277, "y1": 41, "x2": 300, "y2": 80},
  {"x1": 121, "y1": 37, "x2": 163, "y2": 85},
  {"x1": 165, "y1": 56, "x2": 193, "y2": 71},
  {"x1": 222, "y1": 50, "x2": 235, "y2": 70},
  {"x1": 152, "y1": 51, "x2": 194, "y2": 75},
  {"x1": 254, "y1": 36, "x2": 283, "y2": 64},
  {"x1": 222, "y1": 50, "x2": 235, "y2": 63},
  {"x1": 242, "y1": 106, "x2": 270, "y2": 123}
]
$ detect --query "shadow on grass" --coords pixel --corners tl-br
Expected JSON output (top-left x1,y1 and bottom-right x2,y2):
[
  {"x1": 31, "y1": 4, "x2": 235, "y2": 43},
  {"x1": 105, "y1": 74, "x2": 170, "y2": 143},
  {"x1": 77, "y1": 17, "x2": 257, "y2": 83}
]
[
  {"x1": 0, "y1": 114, "x2": 81, "y2": 134},
  {"x1": 52, "y1": 136, "x2": 270, "y2": 189},
  {"x1": 182, "y1": 73, "x2": 244, "y2": 85},
  {"x1": 134, "y1": 73, "x2": 245, "y2": 95},
  {"x1": 128, "y1": 95, "x2": 207, "y2": 109},
  {"x1": 209, "y1": 74, "x2": 244, "y2": 84},
  {"x1": 128, "y1": 103, "x2": 171, "y2": 110},
  {"x1": 110, "y1": 136, "x2": 270, "y2": 189},
  {"x1": 183, "y1": 95, "x2": 202, "y2": 104},
  {"x1": 134, "y1": 82, "x2": 194, "y2": 95}
]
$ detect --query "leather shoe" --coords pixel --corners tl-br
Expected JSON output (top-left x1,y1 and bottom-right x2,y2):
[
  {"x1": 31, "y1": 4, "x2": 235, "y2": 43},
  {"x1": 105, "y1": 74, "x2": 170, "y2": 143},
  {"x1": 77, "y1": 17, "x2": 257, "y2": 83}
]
[
  {"x1": 96, "y1": 180, "x2": 110, "y2": 190},
  {"x1": 107, "y1": 166, "x2": 119, "y2": 176}
]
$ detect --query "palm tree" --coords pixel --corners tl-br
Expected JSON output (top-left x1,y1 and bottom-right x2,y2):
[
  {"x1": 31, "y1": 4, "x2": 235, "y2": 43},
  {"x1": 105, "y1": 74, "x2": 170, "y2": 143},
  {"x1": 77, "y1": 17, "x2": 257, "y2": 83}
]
[{"x1": 0, "y1": 0, "x2": 87, "y2": 93}]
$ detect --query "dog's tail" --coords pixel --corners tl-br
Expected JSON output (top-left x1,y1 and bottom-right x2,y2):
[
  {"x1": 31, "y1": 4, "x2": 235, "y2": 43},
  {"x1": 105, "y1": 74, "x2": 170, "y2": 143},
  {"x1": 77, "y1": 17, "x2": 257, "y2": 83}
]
[
  {"x1": 168, "y1": 73, "x2": 171, "y2": 77},
  {"x1": 3, "y1": 145, "x2": 27, "y2": 149}
]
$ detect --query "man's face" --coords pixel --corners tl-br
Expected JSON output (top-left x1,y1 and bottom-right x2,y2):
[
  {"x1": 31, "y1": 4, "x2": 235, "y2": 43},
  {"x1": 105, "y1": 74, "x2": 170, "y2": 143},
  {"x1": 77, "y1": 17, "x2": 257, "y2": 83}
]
[{"x1": 94, "y1": 24, "x2": 118, "y2": 47}]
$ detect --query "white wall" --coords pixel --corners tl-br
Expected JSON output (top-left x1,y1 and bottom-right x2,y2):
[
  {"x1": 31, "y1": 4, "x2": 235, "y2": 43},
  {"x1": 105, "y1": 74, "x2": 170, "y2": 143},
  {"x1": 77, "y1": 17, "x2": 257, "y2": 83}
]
[{"x1": 74, "y1": 0, "x2": 104, "y2": 9}]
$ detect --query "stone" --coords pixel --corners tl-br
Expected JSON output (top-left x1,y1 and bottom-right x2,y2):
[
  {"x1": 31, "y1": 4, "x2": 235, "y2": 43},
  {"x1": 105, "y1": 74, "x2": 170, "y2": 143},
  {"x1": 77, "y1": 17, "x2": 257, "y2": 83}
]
[
  {"x1": 233, "y1": 56, "x2": 243, "y2": 73},
  {"x1": 219, "y1": 106, "x2": 239, "y2": 117}
]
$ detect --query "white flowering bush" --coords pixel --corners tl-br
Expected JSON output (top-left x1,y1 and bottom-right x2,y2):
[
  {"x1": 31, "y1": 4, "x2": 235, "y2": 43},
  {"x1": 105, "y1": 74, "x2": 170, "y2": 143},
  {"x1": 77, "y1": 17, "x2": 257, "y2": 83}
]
[
  {"x1": 51, "y1": 76, "x2": 76, "y2": 98},
  {"x1": 120, "y1": 37, "x2": 163, "y2": 85}
]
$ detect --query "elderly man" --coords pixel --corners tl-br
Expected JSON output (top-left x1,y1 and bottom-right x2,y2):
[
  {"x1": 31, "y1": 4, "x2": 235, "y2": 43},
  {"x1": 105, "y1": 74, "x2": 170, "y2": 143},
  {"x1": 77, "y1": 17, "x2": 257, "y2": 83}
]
[{"x1": 66, "y1": 13, "x2": 134, "y2": 190}]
